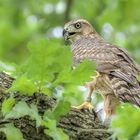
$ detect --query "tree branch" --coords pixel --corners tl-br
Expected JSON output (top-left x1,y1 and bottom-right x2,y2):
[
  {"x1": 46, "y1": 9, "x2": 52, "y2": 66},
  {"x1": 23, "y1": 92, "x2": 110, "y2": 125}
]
[
  {"x1": 0, "y1": 72, "x2": 111, "y2": 140},
  {"x1": 64, "y1": 0, "x2": 73, "y2": 22}
]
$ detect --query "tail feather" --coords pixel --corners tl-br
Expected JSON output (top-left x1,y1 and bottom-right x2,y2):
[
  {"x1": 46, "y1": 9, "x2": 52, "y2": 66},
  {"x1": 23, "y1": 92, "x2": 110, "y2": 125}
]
[{"x1": 110, "y1": 76, "x2": 140, "y2": 107}]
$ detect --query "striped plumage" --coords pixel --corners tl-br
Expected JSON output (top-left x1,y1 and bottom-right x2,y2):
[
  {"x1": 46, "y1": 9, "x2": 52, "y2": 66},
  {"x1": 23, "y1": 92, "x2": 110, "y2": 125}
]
[{"x1": 63, "y1": 19, "x2": 140, "y2": 116}]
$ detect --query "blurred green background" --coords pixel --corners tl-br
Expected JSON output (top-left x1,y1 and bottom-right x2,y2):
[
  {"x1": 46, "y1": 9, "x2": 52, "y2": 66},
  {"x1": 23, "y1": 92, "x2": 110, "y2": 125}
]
[{"x1": 0, "y1": 0, "x2": 140, "y2": 64}]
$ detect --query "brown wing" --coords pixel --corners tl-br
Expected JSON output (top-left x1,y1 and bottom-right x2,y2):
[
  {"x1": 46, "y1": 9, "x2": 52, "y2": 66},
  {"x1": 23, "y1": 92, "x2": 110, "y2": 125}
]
[
  {"x1": 110, "y1": 76, "x2": 140, "y2": 107},
  {"x1": 96, "y1": 45, "x2": 140, "y2": 86},
  {"x1": 72, "y1": 37, "x2": 140, "y2": 87}
]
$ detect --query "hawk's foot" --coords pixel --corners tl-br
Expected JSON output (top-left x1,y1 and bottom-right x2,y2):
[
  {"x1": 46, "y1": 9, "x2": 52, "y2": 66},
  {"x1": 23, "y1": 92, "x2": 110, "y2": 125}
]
[
  {"x1": 90, "y1": 71, "x2": 100, "y2": 80},
  {"x1": 72, "y1": 102, "x2": 94, "y2": 112}
]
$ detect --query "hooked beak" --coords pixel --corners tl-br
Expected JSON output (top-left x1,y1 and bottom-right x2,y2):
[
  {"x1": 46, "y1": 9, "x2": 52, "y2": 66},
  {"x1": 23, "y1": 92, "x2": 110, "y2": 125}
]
[
  {"x1": 62, "y1": 29, "x2": 67, "y2": 37},
  {"x1": 63, "y1": 29, "x2": 69, "y2": 41},
  {"x1": 62, "y1": 29, "x2": 76, "y2": 41}
]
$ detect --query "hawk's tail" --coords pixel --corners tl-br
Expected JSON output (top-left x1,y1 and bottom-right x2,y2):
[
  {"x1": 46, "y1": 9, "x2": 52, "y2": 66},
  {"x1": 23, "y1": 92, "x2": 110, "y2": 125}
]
[{"x1": 110, "y1": 76, "x2": 140, "y2": 107}]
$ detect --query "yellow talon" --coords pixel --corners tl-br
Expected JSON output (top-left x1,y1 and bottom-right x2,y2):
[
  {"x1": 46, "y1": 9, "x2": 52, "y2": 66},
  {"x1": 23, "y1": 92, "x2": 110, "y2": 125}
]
[
  {"x1": 72, "y1": 102, "x2": 94, "y2": 111},
  {"x1": 90, "y1": 71, "x2": 100, "y2": 79}
]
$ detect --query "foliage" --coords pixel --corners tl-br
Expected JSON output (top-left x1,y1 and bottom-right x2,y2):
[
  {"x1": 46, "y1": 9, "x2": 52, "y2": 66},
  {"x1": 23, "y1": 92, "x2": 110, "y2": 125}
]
[
  {"x1": 0, "y1": 39, "x2": 96, "y2": 140},
  {"x1": 8, "y1": 76, "x2": 37, "y2": 96},
  {"x1": 0, "y1": 123, "x2": 24, "y2": 140},
  {"x1": 111, "y1": 104, "x2": 140, "y2": 140},
  {"x1": 44, "y1": 119, "x2": 69, "y2": 140},
  {"x1": 2, "y1": 97, "x2": 15, "y2": 116},
  {"x1": 4, "y1": 101, "x2": 42, "y2": 127},
  {"x1": 44, "y1": 99, "x2": 71, "y2": 122}
]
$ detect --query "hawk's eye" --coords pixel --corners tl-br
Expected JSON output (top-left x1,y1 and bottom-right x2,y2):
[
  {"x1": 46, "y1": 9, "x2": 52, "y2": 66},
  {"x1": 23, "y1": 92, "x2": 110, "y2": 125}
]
[{"x1": 75, "y1": 22, "x2": 81, "y2": 29}]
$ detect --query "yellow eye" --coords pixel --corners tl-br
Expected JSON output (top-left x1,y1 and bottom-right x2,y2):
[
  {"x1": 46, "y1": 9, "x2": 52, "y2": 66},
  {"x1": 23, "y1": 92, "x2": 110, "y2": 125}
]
[{"x1": 75, "y1": 22, "x2": 81, "y2": 29}]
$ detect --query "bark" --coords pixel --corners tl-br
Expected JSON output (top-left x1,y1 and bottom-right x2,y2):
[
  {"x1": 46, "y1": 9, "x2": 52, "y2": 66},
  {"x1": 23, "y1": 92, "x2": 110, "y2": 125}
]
[{"x1": 0, "y1": 72, "x2": 111, "y2": 140}]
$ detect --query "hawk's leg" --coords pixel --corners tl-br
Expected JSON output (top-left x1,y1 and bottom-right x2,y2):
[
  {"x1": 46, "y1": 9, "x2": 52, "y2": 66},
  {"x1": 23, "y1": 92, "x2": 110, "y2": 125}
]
[
  {"x1": 72, "y1": 72, "x2": 100, "y2": 111},
  {"x1": 72, "y1": 81, "x2": 94, "y2": 111},
  {"x1": 104, "y1": 94, "x2": 120, "y2": 118}
]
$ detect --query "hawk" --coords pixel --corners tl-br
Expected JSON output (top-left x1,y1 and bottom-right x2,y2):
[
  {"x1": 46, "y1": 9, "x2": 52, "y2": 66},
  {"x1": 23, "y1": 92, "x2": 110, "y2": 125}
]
[{"x1": 63, "y1": 19, "x2": 140, "y2": 117}]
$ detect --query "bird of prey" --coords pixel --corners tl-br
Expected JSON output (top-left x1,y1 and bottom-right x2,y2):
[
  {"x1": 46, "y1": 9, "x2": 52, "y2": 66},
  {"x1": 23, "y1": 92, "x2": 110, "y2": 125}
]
[{"x1": 63, "y1": 19, "x2": 140, "y2": 117}]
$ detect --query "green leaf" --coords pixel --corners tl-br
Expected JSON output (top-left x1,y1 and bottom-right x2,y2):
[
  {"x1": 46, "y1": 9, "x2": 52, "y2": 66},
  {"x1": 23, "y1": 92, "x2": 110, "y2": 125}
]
[
  {"x1": 70, "y1": 60, "x2": 97, "y2": 85},
  {"x1": 43, "y1": 100, "x2": 70, "y2": 140},
  {"x1": 45, "y1": 128, "x2": 69, "y2": 140},
  {"x1": 5, "y1": 101, "x2": 30, "y2": 119},
  {"x1": 29, "y1": 104, "x2": 42, "y2": 127},
  {"x1": 5, "y1": 101, "x2": 42, "y2": 127},
  {"x1": 8, "y1": 75, "x2": 37, "y2": 96},
  {"x1": 55, "y1": 60, "x2": 96, "y2": 85},
  {"x1": 45, "y1": 99, "x2": 71, "y2": 121},
  {"x1": 52, "y1": 100, "x2": 70, "y2": 121},
  {"x1": 0, "y1": 61, "x2": 16, "y2": 73},
  {"x1": 20, "y1": 39, "x2": 72, "y2": 93},
  {"x1": 0, "y1": 123, "x2": 24, "y2": 140},
  {"x1": 111, "y1": 104, "x2": 140, "y2": 140},
  {"x1": 44, "y1": 120, "x2": 69, "y2": 140},
  {"x1": 2, "y1": 97, "x2": 15, "y2": 116},
  {"x1": 26, "y1": 39, "x2": 72, "y2": 82}
]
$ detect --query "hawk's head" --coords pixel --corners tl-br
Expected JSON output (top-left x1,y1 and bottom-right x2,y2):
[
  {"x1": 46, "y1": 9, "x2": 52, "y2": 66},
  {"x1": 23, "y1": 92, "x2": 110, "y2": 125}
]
[{"x1": 63, "y1": 19, "x2": 96, "y2": 42}]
